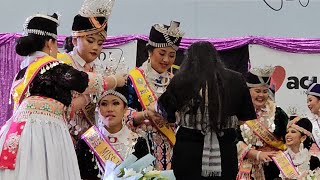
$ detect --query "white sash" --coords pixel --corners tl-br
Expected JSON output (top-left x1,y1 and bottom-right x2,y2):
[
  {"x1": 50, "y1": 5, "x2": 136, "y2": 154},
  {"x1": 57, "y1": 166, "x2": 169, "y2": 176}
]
[{"x1": 311, "y1": 117, "x2": 320, "y2": 149}]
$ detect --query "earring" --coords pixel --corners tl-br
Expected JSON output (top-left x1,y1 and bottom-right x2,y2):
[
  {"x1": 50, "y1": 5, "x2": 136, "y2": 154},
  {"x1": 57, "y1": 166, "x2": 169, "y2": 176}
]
[
  {"x1": 49, "y1": 48, "x2": 52, "y2": 56},
  {"x1": 299, "y1": 141, "x2": 304, "y2": 151},
  {"x1": 147, "y1": 55, "x2": 151, "y2": 63},
  {"x1": 122, "y1": 117, "x2": 126, "y2": 126}
]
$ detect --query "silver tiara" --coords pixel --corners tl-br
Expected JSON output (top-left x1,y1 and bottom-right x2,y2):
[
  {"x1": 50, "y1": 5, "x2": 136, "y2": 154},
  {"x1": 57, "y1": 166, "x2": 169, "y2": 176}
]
[
  {"x1": 95, "y1": 51, "x2": 129, "y2": 76},
  {"x1": 79, "y1": 0, "x2": 115, "y2": 18},
  {"x1": 98, "y1": 89, "x2": 127, "y2": 104},
  {"x1": 153, "y1": 22, "x2": 184, "y2": 38},
  {"x1": 250, "y1": 65, "x2": 275, "y2": 77}
]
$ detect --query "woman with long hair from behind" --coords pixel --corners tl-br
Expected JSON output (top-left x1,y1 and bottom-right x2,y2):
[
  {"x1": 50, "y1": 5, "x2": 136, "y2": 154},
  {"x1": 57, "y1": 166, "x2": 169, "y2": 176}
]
[{"x1": 152, "y1": 41, "x2": 256, "y2": 179}]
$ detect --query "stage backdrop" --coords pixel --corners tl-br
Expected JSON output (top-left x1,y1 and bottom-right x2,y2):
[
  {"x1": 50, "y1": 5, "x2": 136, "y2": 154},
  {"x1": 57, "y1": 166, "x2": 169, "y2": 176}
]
[
  {"x1": 94, "y1": 40, "x2": 137, "y2": 73},
  {"x1": 249, "y1": 45, "x2": 320, "y2": 117},
  {"x1": 2, "y1": 33, "x2": 320, "y2": 126}
]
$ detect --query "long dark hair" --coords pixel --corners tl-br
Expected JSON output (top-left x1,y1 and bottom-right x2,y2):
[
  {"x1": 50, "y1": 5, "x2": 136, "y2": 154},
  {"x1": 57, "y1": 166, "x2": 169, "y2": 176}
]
[
  {"x1": 169, "y1": 41, "x2": 226, "y2": 131},
  {"x1": 63, "y1": 36, "x2": 74, "y2": 53},
  {"x1": 16, "y1": 35, "x2": 55, "y2": 56},
  {"x1": 16, "y1": 13, "x2": 58, "y2": 56}
]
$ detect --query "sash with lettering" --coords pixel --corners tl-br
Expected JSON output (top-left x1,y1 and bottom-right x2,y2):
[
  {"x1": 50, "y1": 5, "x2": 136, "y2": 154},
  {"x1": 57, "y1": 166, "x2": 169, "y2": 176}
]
[
  {"x1": 82, "y1": 126, "x2": 123, "y2": 172},
  {"x1": 0, "y1": 55, "x2": 59, "y2": 169},
  {"x1": 272, "y1": 151, "x2": 299, "y2": 179},
  {"x1": 129, "y1": 68, "x2": 176, "y2": 146},
  {"x1": 57, "y1": 53, "x2": 96, "y2": 125},
  {"x1": 245, "y1": 120, "x2": 286, "y2": 150}
]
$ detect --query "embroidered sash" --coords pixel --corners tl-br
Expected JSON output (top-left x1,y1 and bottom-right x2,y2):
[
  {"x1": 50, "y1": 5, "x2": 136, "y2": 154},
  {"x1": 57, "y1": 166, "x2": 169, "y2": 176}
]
[
  {"x1": 272, "y1": 151, "x2": 299, "y2": 179},
  {"x1": 236, "y1": 142, "x2": 253, "y2": 180},
  {"x1": 0, "y1": 118, "x2": 25, "y2": 169},
  {"x1": 245, "y1": 120, "x2": 286, "y2": 150},
  {"x1": 82, "y1": 126, "x2": 123, "y2": 172},
  {"x1": 12, "y1": 55, "x2": 59, "y2": 109},
  {"x1": 129, "y1": 68, "x2": 176, "y2": 146}
]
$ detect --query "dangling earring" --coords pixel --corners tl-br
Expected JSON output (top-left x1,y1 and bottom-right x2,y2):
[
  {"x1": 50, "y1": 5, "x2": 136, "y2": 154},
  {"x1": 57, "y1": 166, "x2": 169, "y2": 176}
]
[
  {"x1": 49, "y1": 48, "x2": 52, "y2": 56},
  {"x1": 299, "y1": 141, "x2": 304, "y2": 151},
  {"x1": 122, "y1": 117, "x2": 126, "y2": 126},
  {"x1": 147, "y1": 54, "x2": 151, "y2": 63}
]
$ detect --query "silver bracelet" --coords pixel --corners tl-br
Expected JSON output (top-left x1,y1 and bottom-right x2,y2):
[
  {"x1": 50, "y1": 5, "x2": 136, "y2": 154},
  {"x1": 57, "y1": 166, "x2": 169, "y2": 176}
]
[
  {"x1": 110, "y1": 75, "x2": 117, "y2": 89},
  {"x1": 256, "y1": 151, "x2": 262, "y2": 161},
  {"x1": 83, "y1": 95, "x2": 90, "y2": 105}
]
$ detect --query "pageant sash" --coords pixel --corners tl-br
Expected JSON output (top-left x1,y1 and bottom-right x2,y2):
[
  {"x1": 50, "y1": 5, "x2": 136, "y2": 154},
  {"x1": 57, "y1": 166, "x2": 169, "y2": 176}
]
[
  {"x1": 82, "y1": 126, "x2": 123, "y2": 171},
  {"x1": 310, "y1": 119, "x2": 320, "y2": 149},
  {"x1": 12, "y1": 55, "x2": 58, "y2": 109},
  {"x1": 57, "y1": 53, "x2": 73, "y2": 66},
  {"x1": 245, "y1": 120, "x2": 286, "y2": 150},
  {"x1": 129, "y1": 68, "x2": 176, "y2": 146},
  {"x1": 272, "y1": 151, "x2": 299, "y2": 179}
]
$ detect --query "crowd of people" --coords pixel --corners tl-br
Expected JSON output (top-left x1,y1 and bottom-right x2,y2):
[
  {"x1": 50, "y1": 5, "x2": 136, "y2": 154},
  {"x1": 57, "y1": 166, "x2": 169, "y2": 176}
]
[{"x1": 0, "y1": 0, "x2": 319, "y2": 179}]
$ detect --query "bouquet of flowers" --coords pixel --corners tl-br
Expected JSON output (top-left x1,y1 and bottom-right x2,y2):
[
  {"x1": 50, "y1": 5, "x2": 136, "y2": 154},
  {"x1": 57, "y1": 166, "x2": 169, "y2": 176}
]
[
  {"x1": 103, "y1": 154, "x2": 175, "y2": 180},
  {"x1": 299, "y1": 169, "x2": 320, "y2": 180}
]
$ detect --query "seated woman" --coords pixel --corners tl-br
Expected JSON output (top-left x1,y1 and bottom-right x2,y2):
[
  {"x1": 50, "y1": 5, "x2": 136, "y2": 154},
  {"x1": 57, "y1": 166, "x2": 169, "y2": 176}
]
[
  {"x1": 279, "y1": 117, "x2": 320, "y2": 179},
  {"x1": 76, "y1": 86, "x2": 150, "y2": 180}
]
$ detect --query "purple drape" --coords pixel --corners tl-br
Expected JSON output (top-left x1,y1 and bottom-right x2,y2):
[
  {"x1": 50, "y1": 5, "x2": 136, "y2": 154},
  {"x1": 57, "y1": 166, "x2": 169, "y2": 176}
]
[
  {"x1": 0, "y1": 34, "x2": 23, "y2": 127},
  {"x1": 1, "y1": 33, "x2": 320, "y2": 126}
]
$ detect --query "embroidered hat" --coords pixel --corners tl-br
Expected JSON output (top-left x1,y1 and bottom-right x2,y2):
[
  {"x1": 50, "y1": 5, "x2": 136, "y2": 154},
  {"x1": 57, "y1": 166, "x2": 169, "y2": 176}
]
[
  {"x1": 72, "y1": 0, "x2": 115, "y2": 38},
  {"x1": 98, "y1": 86, "x2": 128, "y2": 105},
  {"x1": 307, "y1": 83, "x2": 320, "y2": 98},
  {"x1": 23, "y1": 13, "x2": 59, "y2": 39},
  {"x1": 147, "y1": 21, "x2": 184, "y2": 51},
  {"x1": 246, "y1": 65, "x2": 275, "y2": 88}
]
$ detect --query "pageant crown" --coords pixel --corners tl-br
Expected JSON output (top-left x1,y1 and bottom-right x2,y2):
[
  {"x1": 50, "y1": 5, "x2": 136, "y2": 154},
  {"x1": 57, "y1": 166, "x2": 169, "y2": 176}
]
[
  {"x1": 250, "y1": 65, "x2": 275, "y2": 77},
  {"x1": 287, "y1": 106, "x2": 298, "y2": 117},
  {"x1": 79, "y1": 0, "x2": 115, "y2": 18},
  {"x1": 95, "y1": 51, "x2": 129, "y2": 76},
  {"x1": 153, "y1": 21, "x2": 185, "y2": 38}
]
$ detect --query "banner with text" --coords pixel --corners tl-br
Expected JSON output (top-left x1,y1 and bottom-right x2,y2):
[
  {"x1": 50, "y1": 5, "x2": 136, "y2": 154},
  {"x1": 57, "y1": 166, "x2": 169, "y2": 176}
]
[{"x1": 249, "y1": 45, "x2": 319, "y2": 117}]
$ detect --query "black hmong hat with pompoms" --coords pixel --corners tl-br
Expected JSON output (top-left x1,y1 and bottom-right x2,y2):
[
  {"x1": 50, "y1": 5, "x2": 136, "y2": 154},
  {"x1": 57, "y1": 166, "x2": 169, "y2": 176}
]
[
  {"x1": 72, "y1": 0, "x2": 115, "y2": 39},
  {"x1": 147, "y1": 21, "x2": 184, "y2": 51},
  {"x1": 23, "y1": 13, "x2": 59, "y2": 39},
  {"x1": 246, "y1": 66, "x2": 275, "y2": 87}
]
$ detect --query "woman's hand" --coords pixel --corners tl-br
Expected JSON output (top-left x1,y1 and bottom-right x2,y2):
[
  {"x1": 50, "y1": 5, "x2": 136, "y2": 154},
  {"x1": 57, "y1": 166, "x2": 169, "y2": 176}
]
[
  {"x1": 146, "y1": 109, "x2": 162, "y2": 121},
  {"x1": 258, "y1": 151, "x2": 278, "y2": 162},
  {"x1": 114, "y1": 73, "x2": 128, "y2": 87}
]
